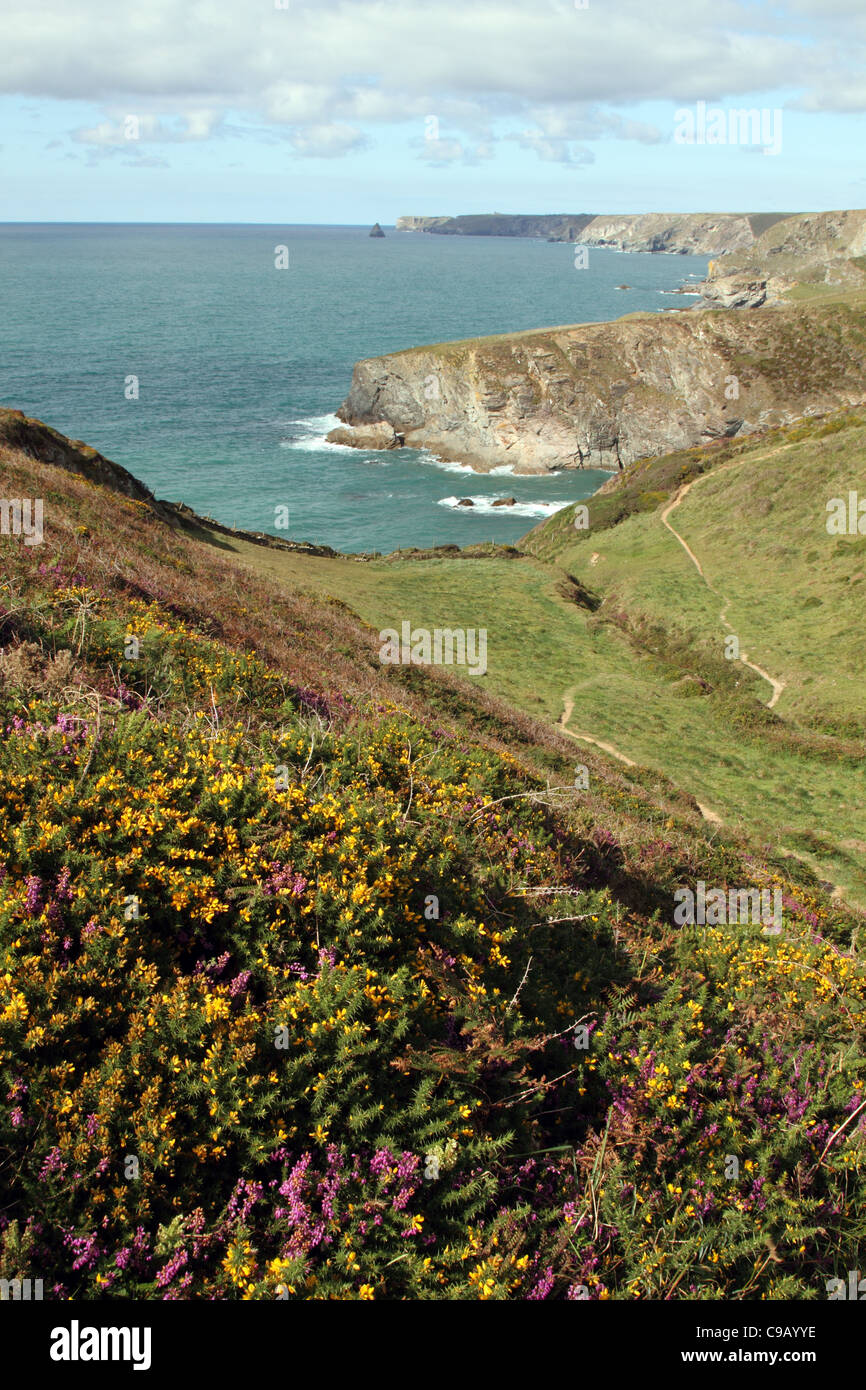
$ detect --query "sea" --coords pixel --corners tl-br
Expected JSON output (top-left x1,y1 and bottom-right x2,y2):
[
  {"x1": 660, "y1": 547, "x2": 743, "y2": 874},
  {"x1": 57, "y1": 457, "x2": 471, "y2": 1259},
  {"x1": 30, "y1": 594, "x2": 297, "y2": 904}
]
[{"x1": 0, "y1": 224, "x2": 708, "y2": 553}]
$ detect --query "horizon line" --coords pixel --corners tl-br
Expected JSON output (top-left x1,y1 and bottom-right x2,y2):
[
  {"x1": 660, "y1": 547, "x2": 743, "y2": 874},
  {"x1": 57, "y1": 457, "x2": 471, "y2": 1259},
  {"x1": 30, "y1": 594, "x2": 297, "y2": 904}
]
[{"x1": 0, "y1": 209, "x2": 837, "y2": 228}]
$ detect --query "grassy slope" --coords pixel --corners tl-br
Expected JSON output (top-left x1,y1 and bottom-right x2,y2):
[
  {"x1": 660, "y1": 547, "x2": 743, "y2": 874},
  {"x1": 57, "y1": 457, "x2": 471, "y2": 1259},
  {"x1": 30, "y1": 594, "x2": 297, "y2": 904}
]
[
  {"x1": 223, "y1": 414, "x2": 866, "y2": 905},
  {"x1": 2, "y1": 427, "x2": 865, "y2": 1301},
  {"x1": 526, "y1": 414, "x2": 866, "y2": 901}
]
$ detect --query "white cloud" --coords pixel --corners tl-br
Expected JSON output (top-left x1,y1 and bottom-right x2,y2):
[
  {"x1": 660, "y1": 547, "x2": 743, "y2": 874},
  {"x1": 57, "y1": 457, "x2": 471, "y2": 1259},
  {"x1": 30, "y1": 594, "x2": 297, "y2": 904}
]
[
  {"x1": 287, "y1": 123, "x2": 368, "y2": 158},
  {"x1": 73, "y1": 111, "x2": 222, "y2": 146},
  {"x1": 0, "y1": 0, "x2": 863, "y2": 164},
  {"x1": 509, "y1": 130, "x2": 595, "y2": 165},
  {"x1": 263, "y1": 83, "x2": 336, "y2": 125}
]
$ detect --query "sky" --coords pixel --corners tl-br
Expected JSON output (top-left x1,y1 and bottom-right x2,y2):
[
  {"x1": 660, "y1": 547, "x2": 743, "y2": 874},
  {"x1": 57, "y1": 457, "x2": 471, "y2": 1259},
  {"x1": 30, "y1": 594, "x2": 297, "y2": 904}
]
[{"x1": 0, "y1": 0, "x2": 864, "y2": 222}]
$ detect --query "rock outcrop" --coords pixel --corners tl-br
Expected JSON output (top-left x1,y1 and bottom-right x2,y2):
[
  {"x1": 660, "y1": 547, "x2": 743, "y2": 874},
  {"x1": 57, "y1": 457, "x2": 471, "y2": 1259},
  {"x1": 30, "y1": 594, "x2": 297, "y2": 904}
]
[
  {"x1": 334, "y1": 298, "x2": 866, "y2": 473},
  {"x1": 369, "y1": 223, "x2": 386, "y2": 238},
  {"x1": 327, "y1": 421, "x2": 403, "y2": 449},
  {"x1": 693, "y1": 209, "x2": 866, "y2": 309},
  {"x1": 696, "y1": 275, "x2": 774, "y2": 309}
]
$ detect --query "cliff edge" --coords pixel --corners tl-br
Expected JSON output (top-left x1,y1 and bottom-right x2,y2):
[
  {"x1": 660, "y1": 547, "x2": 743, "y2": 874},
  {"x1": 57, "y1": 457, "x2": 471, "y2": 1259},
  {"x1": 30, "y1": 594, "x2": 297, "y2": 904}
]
[{"x1": 333, "y1": 297, "x2": 866, "y2": 473}]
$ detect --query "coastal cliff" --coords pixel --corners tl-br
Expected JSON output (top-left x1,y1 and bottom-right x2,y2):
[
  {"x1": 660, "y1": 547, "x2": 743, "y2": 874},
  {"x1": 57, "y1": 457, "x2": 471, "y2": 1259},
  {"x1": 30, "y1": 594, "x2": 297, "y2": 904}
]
[
  {"x1": 395, "y1": 215, "x2": 457, "y2": 232},
  {"x1": 576, "y1": 212, "x2": 759, "y2": 256},
  {"x1": 333, "y1": 298, "x2": 866, "y2": 473},
  {"x1": 397, "y1": 212, "x2": 595, "y2": 241},
  {"x1": 396, "y1": 211, "x2": 791, "y2": 256},
  {"x1": 694, "y1": 208, "x2": 866, "y2": 308}
]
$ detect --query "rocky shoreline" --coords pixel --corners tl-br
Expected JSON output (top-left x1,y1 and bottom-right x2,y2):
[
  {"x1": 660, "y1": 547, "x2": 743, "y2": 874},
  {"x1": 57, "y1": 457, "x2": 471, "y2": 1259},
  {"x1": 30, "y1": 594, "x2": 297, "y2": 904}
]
[{"x1": 331, "y1": 210, "x2": 866, "y2": 474}]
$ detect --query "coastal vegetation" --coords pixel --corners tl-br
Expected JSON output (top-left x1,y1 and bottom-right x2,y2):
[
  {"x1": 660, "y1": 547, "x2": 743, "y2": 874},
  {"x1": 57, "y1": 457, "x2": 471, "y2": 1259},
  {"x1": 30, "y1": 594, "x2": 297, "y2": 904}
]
[{"x1": 1, "y1": 410, "x2": 864, "y2": 1299}]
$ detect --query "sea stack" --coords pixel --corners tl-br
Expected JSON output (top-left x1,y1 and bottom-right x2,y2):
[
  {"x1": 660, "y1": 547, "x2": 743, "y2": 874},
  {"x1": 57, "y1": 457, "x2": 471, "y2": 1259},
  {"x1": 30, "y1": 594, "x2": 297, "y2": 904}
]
[{"x1": 369, "y1": 222, "x2": 385, "y2": 238}]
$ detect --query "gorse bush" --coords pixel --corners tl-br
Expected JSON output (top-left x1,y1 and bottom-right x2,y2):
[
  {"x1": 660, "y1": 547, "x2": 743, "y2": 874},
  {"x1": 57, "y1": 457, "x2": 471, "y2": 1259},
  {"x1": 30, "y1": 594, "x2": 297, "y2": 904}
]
[
  {"x1": 0, "y1": 591, "x2": 620, "y2": 1299},
  {"x1": 0, "y1": 453, "x2": 864, "y2": 1300}
]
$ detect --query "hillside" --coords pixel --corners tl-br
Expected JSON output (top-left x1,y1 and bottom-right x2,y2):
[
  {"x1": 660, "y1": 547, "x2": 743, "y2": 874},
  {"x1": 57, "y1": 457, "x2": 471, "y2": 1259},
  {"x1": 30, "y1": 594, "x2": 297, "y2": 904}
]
[
  {"x1": 332, "y1": 293, "x2": 866, "y2": 472},
  {"x1": 224, "y1": 412, "x2": 866, "y2": 906},
  {"x1": 520, "y1": 411, "x2": 866, "y2": 900},
  {"x1": 1, "y1": 412, "x2": 864, "y2": 1300}
]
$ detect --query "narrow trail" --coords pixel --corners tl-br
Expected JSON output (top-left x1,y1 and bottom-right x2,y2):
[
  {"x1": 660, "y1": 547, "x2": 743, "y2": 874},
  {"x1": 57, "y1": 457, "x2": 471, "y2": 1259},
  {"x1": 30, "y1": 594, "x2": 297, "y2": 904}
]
[
  {"x1": 558, "y1": 690, "x2": 722, "y2": 821},
  {"x1": 660, "y1": 468, "x2": 786, "y2": 710},
  {"x1": 553, "y1": 445, "x2": 795, "y2": 825},
  {"x1": 660, "y1": 480, "x2": 705, "y2": 574},
  {"x1": 558, "y1": 693, "x2": 637, "y2": 767}
]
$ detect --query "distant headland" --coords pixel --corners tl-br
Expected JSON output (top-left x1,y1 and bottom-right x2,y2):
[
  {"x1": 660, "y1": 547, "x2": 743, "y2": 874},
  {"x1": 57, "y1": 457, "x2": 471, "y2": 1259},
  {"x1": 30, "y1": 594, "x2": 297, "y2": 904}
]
[{"x1": 395, "y1": 211, "x2": 796, "y2": 257}]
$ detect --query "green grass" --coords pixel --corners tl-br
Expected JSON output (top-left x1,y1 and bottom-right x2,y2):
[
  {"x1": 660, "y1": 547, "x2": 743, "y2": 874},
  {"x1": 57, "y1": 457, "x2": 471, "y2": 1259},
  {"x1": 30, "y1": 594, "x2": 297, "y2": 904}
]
[
  {"x1": 223, "y1": 413, "x2": 866, "y2": 905},
  {"x1": 539, "y1": 423, "x2": 866, "y2": 730}
]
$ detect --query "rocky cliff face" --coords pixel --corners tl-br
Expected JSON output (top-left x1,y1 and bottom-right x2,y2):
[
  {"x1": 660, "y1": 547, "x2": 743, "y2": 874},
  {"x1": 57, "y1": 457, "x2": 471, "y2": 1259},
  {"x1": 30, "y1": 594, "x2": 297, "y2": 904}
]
[
  {"x1": 395, "y1": 211, "x2": 790, "y2": 256},
  {"x1": 333, "y1": 300, "x2": 866, "y2": 473},
  {"x1": 576, "y1": 212, "x2": 759, "y2": 256},
  {"x1": 695, "y1": 209, "x2": 866, "y2": 308}
]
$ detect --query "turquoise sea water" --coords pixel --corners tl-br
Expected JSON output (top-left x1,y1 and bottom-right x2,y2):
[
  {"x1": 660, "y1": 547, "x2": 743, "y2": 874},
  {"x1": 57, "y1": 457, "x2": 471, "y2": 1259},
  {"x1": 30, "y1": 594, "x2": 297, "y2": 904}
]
[{"x1": 0, "y1": 225, "x2": 708, "y2": 552}]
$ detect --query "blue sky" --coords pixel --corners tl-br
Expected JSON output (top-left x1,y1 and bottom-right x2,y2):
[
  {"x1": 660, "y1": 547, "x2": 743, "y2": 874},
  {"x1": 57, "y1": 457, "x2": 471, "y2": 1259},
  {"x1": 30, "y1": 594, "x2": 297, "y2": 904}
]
[{"x1": 1, "y1": 0, "x2": 864, "y2": 223}]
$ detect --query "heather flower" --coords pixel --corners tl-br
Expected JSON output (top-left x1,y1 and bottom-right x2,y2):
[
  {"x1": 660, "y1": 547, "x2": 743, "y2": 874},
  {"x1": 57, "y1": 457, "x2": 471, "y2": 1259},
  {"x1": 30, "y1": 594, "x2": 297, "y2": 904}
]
[
  {"x1": 262, "y1": 864, "x2": 307, "y2": 898},
  {"x1": 24, "y1": 875, "x2": 43, "y2": 916},
  {"x1": 527, "y1": 1266, "x2": 555, "y2": 1300},
  {"x1": 39, "y1": 1147, "x2": 67, "y2": 1182}
]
